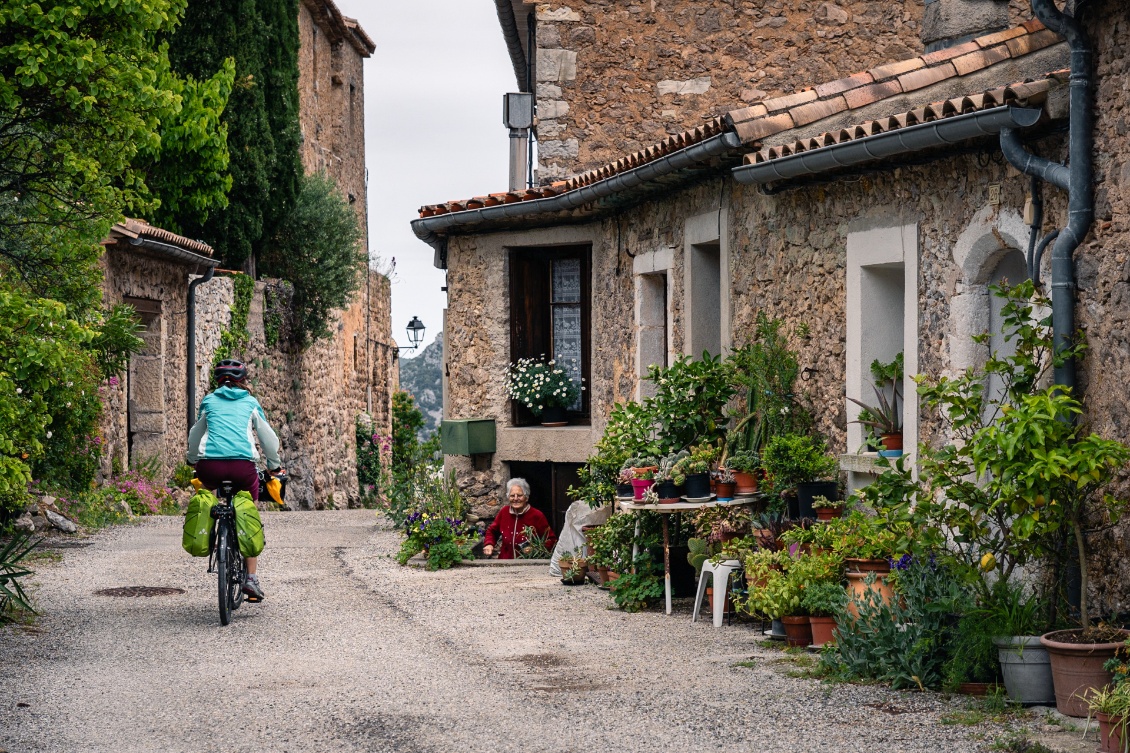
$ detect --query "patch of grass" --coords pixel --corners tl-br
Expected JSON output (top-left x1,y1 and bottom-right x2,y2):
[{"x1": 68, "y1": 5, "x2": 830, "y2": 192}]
[
  {"x1": 942, "y1": 690, "x2": 1028, "y2": 727},
  {"x1": 24, "y1": 549, "x2": 62, "y2": 566},
  {"x1": 757, "y1": 638, "x2": 788, "y2": 651},
  {"x1": 988, "y1": 733, "x2": 1059, "y2": 753},
  {"x1": 732, "y1": 659, "x2": 758, "y2": 669}
]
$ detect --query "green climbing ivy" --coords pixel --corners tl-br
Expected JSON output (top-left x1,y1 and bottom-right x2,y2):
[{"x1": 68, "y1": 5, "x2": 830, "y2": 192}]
[
  {"x1": 263, "y1": 282, "x2": 290, "y2": 349},
  {"x1": 212, "y1": 272, "x2": 255, "y2": 383}
]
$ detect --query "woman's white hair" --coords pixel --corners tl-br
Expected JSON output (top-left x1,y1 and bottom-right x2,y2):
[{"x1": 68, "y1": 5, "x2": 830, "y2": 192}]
[{"x1": 505, "y1": 478, "x2": 531, "y2": 498}]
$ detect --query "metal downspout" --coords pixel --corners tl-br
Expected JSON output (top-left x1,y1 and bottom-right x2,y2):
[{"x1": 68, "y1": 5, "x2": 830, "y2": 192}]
[
  {"x1": 999, "y1": 0, "x2": 1093, "y2": 392},
  {"x1": 187, "y1": 267, "x2": 215, "y2": 433}
]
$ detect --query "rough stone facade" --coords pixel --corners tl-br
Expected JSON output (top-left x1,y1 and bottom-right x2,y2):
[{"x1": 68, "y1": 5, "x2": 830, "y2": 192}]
[
  {"x1": 193, "y1": 271, "x2": 396, "y2": 509},
  {"x1": 440, "y1": 1, "x2": 1130, "y2": 615},
  {"x1": 530, "y1": 0, "x2": 1036, "y2": 181},
  {"x1": 99, "y1": 248, "x2": 194, "y2": 476}
]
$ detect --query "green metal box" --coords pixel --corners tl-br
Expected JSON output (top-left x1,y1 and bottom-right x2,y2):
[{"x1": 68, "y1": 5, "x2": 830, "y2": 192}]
[{"x1": 441, "y1": 418, "x2": 496, "y2": 456}]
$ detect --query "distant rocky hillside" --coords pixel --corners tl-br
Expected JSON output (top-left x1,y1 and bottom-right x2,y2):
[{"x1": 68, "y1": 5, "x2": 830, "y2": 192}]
[{"x1": 399, "y1": 331, "x2": 442, "y2": 438}]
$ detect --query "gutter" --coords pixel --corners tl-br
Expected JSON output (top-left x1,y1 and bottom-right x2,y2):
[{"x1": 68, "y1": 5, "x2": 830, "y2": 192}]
[
  {"x1": 128, "y1": 236, "x2": 219, "y2": 270},
  {"x1": 494, "y1": 0, "x2": 528, "y2": 91},
  {"x1": 731, "y1": 106, "x2": 1044, "y2": 185},
  {"x1": 412, "y1": 130, "x2": 745, "y2": 268},
  {"x1": 999, "y1": 0, "x2": 1092, "y2": 393},
  {"x1": 186, "y1": 267, "x2": 215, "y2": 433}
]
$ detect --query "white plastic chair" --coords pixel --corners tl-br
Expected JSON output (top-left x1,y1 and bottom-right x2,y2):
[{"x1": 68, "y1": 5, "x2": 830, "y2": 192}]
[{"x1": 692, "y1": 558, "x2": 741, "y2": 627}]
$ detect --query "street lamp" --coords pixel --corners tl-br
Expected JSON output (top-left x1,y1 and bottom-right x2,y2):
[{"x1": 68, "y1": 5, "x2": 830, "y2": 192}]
[{"x1": 404, "y1": 316, "x2": 426, "y2": 351}]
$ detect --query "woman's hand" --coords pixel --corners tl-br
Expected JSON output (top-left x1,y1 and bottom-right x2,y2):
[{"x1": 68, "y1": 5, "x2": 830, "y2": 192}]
[{"x1": 482, "y1": 545, "x2": 494, "y2": 557}]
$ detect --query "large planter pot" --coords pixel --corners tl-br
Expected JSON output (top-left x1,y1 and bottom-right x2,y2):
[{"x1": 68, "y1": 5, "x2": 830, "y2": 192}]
[
  {"x1": 1040, "y1": 629, "x2": 1130, "y2": 718},
  {"x1": 683, "y1": 472, "x2": 711, "y2": 499},
  {"x1": 1097, "y1": 712, "x2": 1129, "y2": 753},
  {"x1": 844, "y1": 558, "x2": 893, "y2": 618},
  {"x1": 715, "y1": 482, "x2": 736, "y2": 500},
  {"x1": 654, "y1": 480, "x2": 681, "y2": 504},
  {"x1": 793, "y1": 481, "x2": 837, "y2": 519},
  {"x1": 809, "y1": 616, "x2": 837, "y2": 648},
  {"x1": 994, "y1": 635, "x2": 1056, "y2": 705},
  {"x1": 540, "y1": 405, "x2": 569, "y2": 426},
  {"x1": 781, "y1": 615, "x2": 813, "y2": 648},
  {"x1": 769, "y1": 618, "x2": 787, "y2": 640},
  {"x1": 630, "y1": 478, "x2": 655, "y2": 501},
  {"x1": 733, "y1": 471, "x2": 758, "y2": 495}
]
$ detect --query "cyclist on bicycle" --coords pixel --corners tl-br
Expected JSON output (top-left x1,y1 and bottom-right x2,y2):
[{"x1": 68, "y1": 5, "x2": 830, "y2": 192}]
[{"x1": 186, "y1": 359, "x2": 284, "y2": 602}]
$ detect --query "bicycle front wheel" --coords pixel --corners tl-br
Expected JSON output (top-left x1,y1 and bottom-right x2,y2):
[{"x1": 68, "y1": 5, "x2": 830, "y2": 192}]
[{"x1": 217, "y1": 524, "x2": 232, "y2": 626}]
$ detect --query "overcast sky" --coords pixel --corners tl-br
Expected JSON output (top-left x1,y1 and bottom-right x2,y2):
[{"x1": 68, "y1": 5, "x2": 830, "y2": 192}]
[{"x1": 334, "y1": 0, "x2": 515, "y2": 356}]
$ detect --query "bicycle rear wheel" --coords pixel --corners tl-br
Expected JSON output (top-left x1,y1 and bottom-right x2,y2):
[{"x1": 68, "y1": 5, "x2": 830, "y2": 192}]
[
  {"x1": 217, "y1": 524, "x2": 232, "y2": 626},
  {"x1": 228, "y1": 538, "x2": 245, "y2": 612}
]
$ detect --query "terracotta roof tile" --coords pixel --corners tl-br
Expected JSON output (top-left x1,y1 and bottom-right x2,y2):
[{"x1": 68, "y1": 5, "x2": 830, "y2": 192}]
[
  {"x1": 898, "y1": 62, "x2": 958, "y2": 92},
  {"x1": 843, "y1": 79, "x2": 904, "y2": 109},
  {"x1": 418, "y1": 21, "x2": 1067, "y2": 219},
  {"x1": 920, "y1": 40, "x2": 982, "y2": 66},
  {"x1": 745, "y1": 75, "x2": 1057, "y2": 168},
  {"x1": 814, "y1": 71, "x2": 874, "y2": 98},
  {"x1": 868, "y1": 56, "x2": 925, "y2": 82},
  {"x1": 1022, "y1": 17, "x2": 1047, "y2": 33},
  {"x1": 953, "y1": 44, "x2": 1011, "y2": 76},
  {"x1": 110, "y1": 218, "x2": 215, "y2": 257}
]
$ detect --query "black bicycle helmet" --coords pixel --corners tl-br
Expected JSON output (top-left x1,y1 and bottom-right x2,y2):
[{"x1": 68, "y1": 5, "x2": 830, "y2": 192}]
[{"x1": 213, "y1": 359, "x2": 247, "y2": 383}]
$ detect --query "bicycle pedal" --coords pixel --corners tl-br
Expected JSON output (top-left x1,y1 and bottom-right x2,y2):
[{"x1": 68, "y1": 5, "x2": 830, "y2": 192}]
[{"x1": 244, "y1": 595, "x2": 263, "y2": 603}]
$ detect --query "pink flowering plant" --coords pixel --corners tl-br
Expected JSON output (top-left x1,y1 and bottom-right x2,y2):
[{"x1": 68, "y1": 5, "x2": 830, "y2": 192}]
[
  {"x1": 108, "y1": 471, "x2": 177, "y2": 516},
  {"x1": 506, "y1": 356, "x2": 582, "y2": 417}
]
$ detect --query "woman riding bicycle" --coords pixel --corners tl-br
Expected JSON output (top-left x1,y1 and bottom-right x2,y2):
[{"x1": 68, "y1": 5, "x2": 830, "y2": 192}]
[{"x1": 186, "y1": 359, "x2": 284, "y2": 602}]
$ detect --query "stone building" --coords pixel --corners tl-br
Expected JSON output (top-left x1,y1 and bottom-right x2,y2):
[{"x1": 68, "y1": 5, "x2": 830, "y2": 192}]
[
  {"x1": 99, "y1": 220, "x2": 219, "y2": 476},
  {"x1": 414, "y1": 1, "x2": 1130, "y2": 611},
  {"x1": 99, "y1": 1, "x2": 395, "y2": 509}
]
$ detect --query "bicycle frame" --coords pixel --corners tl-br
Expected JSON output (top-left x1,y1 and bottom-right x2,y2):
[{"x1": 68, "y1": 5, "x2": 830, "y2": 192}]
[{"x1": 208, "y1": 480, "x2": 245, "y2": 625}]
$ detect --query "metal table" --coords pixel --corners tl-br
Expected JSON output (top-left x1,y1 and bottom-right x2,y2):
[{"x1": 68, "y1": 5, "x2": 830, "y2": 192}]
[{"x1": 618, "y1": 496, "x2": 761, "y2": 615}]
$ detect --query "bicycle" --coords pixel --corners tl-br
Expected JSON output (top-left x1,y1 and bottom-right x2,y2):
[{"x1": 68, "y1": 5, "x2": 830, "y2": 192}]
[{"x1": 208, "y1": 480, "x2": 245, "y2": 626}]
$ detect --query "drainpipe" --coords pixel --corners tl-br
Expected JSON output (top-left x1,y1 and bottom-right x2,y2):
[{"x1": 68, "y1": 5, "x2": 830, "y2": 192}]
[
  {"x1": 998, "y1": 0, "x2": 1092, "y2": 392},
  {"x1": 187, "y1": 267, "x2": 215, "y2": 432}
]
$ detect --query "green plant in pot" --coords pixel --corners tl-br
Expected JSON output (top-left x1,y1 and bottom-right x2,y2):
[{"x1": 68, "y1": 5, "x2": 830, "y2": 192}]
[
  {"x1": 762, "y1": 433, "x2": 839, "y2": 520},
  {"x1": 802, "y1": 580, "x2": 847, "y2": 648},
  {"x1": 981, "y1": 580, "x2": 1055, "y2": 705},
  {"x1": 724, "y1": 449, "x2": 761, "y2": 495},
  {"x1": 1085, "y1": 683, "x2": 1130, "y2": 753},
  {"x1": 671, "y1": 443, "x2": 718, "y2": 499},
  {"x1": 507, "y1": 356, "x2": 581, "y2": 425},
  {"x1": 847, "y1": 353, "x2": 903, "y2": 455},
  {"x1": 654, "y1": 450, "x2": 687, "y2": 503},
  {"x1": 811, "y1": 494, "x2": 844, "y2": 521}
]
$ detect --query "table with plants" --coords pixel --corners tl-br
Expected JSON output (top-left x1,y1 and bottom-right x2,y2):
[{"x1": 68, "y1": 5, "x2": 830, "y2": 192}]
[{"x1": 557, "y1": 285, "x2": 1130, "y2": 719}]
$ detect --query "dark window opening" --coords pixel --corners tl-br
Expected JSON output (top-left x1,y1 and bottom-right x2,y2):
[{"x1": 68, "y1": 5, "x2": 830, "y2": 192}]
[
  {"x1": 509, "y1": 246, "x2": 591, "y2": 426},
  {"x1": 507, "y1": 461, "x2": 583, "y2": 535}
]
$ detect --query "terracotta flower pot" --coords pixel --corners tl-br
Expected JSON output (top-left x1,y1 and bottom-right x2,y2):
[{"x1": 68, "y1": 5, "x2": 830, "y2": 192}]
[
  {"x1": 844, "y1": 558, "x2": 893, "y2": 619},
  {"x1": 957, "y1": 682, "x2": 1000, "y2": 697},
  {"x1": 733, "y1": 471, "x2": 758, "y2": 495},
  {"x1": 705, "y1": 586, "x2": 734, "y2": 614},
  {"x1": 597, "y1": 565, "x2": 610, "y2": 585},
  {"x1": 1097, "y1": 712, "x2": 1128, "y2": 753},
  {"x1": 1040, "y1": 629, "x2": 1130, "y2": 718},
  {"x1": 781, "y1": 615, "x2": 813, "y2": 648},
  {"x1": 809, "y1": 615, "x2": 837, "y2": 648},
  {"x1": 815, "y1": 507, "x2": 842, "y2": 521},
  {"x1": 880, "y1": 432, "x2": 903, "y2": 451},
  {"x1": 715, "y1": 481, "x2": 736, "y2": 500}
]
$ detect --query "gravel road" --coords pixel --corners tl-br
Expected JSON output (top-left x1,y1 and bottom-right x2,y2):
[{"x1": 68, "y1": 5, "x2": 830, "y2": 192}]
[{"x1": 0, "y1": 511, "x2": 1091, "y2": 753}]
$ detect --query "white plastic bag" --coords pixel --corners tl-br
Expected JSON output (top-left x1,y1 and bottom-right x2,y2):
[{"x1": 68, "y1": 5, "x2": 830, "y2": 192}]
[{"x1": 550, "y1": 500, "x2": 611, "y2": 577}]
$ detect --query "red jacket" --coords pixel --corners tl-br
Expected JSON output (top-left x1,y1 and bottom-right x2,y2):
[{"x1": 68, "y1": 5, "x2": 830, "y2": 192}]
[{"x1": 484, "y1": 505, "x2": 557, "y2": 559}]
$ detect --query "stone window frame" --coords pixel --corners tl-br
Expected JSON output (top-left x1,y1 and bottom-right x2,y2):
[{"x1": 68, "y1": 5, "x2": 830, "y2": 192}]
[
  {"x1": 683, "y1": 209, "x2": 731, "y2": 359},
  {"x1": 845, "y1": 221, "x2": 920, "y2": 460},
  {"x1": 949, "y1": 207, "x2": 1035, "y2": 377},
  {"x1": 633, "y1": 246, "x2": 674, "y2": 401}
]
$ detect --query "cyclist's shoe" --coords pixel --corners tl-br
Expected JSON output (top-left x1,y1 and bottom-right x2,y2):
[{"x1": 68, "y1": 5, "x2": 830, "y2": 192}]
[{"x1": 243, "y1": 574, "x2": 265, "y2": 602}]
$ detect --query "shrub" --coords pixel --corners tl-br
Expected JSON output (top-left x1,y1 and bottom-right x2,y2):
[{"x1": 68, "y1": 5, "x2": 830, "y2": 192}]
[{"x1": 396, "y1": 511, "x2": 477, "y2": 571}]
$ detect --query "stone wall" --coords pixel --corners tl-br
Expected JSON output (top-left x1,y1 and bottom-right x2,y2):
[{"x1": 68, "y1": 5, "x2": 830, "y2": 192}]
[
  {"x1": 193, "y1": 270, "x2": 395, "y2": 509},
  {"x1": 532, "y1": 1, "x2": 1040, "y2": 181},
  {"x1": 99, "y1": 248, "x2": 193, "y2": 476}
]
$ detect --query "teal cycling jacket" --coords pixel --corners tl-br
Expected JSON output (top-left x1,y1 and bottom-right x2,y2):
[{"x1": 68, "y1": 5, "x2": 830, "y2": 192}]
[{"x1": 186, "y1": 385, "x2": 281, "y2": 469}]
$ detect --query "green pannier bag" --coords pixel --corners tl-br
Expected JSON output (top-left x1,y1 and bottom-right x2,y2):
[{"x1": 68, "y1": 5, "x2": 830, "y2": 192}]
[
  {"x1": 233, "y1": 491, "x2": 266, "y2": 558},
  {"x1": 182, "y1": 489, "x2": 217, "y2": 557}
]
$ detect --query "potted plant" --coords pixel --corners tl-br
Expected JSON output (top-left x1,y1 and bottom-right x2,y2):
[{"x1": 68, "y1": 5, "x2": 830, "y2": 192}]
[
  {"x1": 847, "y1": 353, "x2": 903, "y2": 455},
  {"x1": 654, "y1": 450, "x2": 687, "y2": 503},
  {"x1": 802, "y1": 580, "x2": 847, "y2": 648},
  {"x1": 761, "y1": 433, "x2": 839, "y2": 519},
  {"x1": 558, "y1": 547, "x2": 588, "y2": 585},
  {"x1": 507, "y1": 356, "x2": 582, "y2": 426},
  {"x1": 671, "y1": 443, "x2": 718, "y2": 500},
  {"x1": 811, "y1": 494, "x2": 843, "y2": 521},
  {"x1": 725, "y1": 449, "x2": 761, "y2": 495},
  {"x1": 1086, "y1": 683, "x2": 1130, "y2": 753},
  {"x1": 982, "y1": 582, "x2": 1056, "y2": 706},
  {"x1": 615, "y1": 467, "x2": 635, "y2": 499},
  {"x1": 714, "y1": 467, "x2": 736, "y2": 501},
  {"x1": 745, "y1": 551, "x2": 809, "y2": 646}
]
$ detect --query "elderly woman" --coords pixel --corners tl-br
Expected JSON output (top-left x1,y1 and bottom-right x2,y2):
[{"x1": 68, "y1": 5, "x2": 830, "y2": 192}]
[{"x1": 482, "y1": 478, "x2": 557, "y2": 559}]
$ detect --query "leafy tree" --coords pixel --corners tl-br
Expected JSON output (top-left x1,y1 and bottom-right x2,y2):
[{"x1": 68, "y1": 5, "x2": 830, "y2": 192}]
[
  {"x1": 0, "y1": 0, "x2": 234, "y2": 313},
  {"x1": 263, "y1": 173, "x2": 365, "y2": 345},
  {"x1": 166, "y1": 0, "x2": 301, "y2": 269}
]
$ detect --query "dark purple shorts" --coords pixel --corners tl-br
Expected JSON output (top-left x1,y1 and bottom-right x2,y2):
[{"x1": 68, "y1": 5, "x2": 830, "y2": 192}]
[{"x1": 195, "y1": 459, "x2": 259, "y2": 501}]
